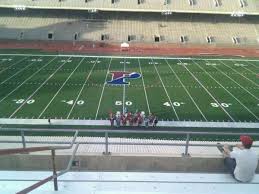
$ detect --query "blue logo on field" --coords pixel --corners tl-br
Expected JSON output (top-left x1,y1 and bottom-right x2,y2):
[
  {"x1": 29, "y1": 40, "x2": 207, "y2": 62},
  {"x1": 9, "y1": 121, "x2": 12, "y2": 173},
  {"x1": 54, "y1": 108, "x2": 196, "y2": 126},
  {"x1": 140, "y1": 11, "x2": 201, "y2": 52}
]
[{"x1": 107, "y1": 71, "x2": 141, "y2": 85}]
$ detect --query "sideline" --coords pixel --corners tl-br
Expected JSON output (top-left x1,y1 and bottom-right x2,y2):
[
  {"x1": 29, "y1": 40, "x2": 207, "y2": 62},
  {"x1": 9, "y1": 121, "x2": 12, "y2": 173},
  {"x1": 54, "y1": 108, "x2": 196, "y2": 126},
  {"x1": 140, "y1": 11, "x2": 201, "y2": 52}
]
[
  {"x1": 0, "y1": 118, "x2": 258, "y2": 128},
  {"x1": 1, "y1": 53, "x2": 259, "y2": 62}
]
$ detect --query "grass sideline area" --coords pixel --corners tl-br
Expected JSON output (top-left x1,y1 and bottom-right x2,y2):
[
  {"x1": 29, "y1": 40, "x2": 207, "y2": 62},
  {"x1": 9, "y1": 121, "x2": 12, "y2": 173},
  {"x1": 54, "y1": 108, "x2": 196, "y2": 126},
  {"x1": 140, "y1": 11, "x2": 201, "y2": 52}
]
[{"x1": 0, "y1": 51, "x2": 258, "y2": 140}]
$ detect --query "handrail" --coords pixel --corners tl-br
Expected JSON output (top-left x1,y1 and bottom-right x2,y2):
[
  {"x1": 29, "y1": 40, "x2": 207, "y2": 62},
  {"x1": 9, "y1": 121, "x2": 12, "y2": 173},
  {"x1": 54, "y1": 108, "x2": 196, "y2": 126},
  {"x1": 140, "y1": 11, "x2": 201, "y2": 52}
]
[
  {"x1": 1, "y1": 127, "x2": 259, "y2": 136},
  {"x1": 58, "y1": 143, "x2": 80, "y2": 177},
  {"x1": 16, "y1": 176, "x2": 53, "y2": 194},
  {"x1": 1, "y1": 128, "x2": 259, "y2": 156},
  {"x1": 1, "y1": 128, "x2": 259, "y2": 192},
  {"x1": 0, "y1": 130, "x2": 79, "y2": 193},
  {"x1": 16, "y1": 143, "x2": 80, "y2": 194},
  {"x1": 0, "y1": 146, "x2": 52, "y2": 155},
  {"x1": 0, "y1": 130, "x2": 78, "y2": 155}
]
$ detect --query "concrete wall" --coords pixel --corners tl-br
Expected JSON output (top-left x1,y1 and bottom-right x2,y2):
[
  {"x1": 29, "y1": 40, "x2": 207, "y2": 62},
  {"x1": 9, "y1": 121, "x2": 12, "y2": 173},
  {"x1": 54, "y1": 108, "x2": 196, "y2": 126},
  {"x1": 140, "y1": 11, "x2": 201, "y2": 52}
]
[{"x1": 0, "y1": 154, "x2": 258, "y2": 173}]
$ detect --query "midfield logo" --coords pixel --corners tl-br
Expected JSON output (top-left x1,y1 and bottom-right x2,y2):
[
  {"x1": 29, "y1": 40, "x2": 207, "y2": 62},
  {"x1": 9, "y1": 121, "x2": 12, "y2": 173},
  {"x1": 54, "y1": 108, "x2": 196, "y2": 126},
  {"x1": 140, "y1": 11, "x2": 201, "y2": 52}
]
[{"x1": 107, "y1": 71, "x2": 141, "y2": 85}]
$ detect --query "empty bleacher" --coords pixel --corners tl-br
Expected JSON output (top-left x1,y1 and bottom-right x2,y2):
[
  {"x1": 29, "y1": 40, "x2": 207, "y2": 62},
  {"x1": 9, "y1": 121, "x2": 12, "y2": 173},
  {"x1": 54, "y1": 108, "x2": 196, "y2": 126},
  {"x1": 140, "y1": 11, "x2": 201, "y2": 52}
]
[
  {"x1": 0, "y1": 134, "x2": 258, "y2": 194},
  {"x1": 1, "y1": 171, "x2": 259, "y2": 194},
  {"x1": 0, "y1": 0, "x2": 258, "y2": 14},
  {"x1": 0, "y1": 9, "x2": 258, "y2": 45}
]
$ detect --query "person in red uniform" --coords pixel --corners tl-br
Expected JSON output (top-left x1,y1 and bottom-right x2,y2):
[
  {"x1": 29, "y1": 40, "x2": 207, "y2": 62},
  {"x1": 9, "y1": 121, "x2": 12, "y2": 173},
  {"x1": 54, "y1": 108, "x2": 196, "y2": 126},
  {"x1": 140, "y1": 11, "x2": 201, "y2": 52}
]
[
  {"x1": 148, "y1": 113, "x2": 154, "y2": 124},
  {"x1": 121, "y1": 113, "x2": 127, "y2": 126},
  {"x1": 108, "y1": 112, "x2": 115, "y2": 127}
]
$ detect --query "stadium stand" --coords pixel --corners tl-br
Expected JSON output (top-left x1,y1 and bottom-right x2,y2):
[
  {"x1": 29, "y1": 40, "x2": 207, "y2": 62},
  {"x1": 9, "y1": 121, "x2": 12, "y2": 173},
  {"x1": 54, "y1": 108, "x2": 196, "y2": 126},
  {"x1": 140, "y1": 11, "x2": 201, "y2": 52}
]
[
  {"x1": 1, "y1": 171, "x2": 259, "y2": 194},
  {"x1": 0, "y1": 0, "x2": 258, "y2": 14},
  {"x1": 0, "y1": 9, "x2": 258, "y2": 45},
  {"x1": 0, "y1": 133, "x2": 258, "y2": 193}
]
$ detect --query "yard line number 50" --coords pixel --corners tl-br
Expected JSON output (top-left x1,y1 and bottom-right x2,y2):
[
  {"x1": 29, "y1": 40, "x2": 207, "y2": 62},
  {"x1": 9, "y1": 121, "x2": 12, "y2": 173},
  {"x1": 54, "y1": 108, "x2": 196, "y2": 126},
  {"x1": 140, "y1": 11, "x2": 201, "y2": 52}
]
[{"x1": 115, "y1": 101, "x2": 132, "y2": 106}]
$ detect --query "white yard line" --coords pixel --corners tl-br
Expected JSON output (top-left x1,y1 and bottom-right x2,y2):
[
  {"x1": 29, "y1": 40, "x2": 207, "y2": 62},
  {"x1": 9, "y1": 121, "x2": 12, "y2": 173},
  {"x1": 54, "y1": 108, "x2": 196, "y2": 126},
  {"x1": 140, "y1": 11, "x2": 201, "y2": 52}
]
[
  {"x1": 0, "y1": 59, "x2": 37, "y2": 86},
  {"x1": 0, "y1": 57, "x2": 57, "y2": 104},
  {"x1": 245, "y1": 61, "x2": 259, "y2": 69},
  {"x1": 241, "y1": 66, "x2": 258, "y2": 75},
  {"x1": 193, "y1": 60, "x2": 259, "y2": 121},
  {"x1": 66, "y1": 58, "x2": 99, "y2": 119},
  {"x1": 2, "y1": 53, "x2": 259, "y2": 62},
  {"x1": 8, "y1": 57, "x2": 71, "y2": 118},
  {"x1": 138, "y1": 58, "x2": 151, "y2": 114},
  {"x1": 0, "y1": 57, "x2": 27, "y2": 74},
  {"x1": 219, "y1": 61, "x2": 259, "y2": 87},
  {"x1": 181, "y1": 59, "x2": 235, "y2": 122},
  {"x1": 38, "y1": 58, "x2": 85, "y2": 118},
  {"x1": 152, "y1": 59, "x2": 179, "y2": 120},
  {"x1": 210, "y1": 62, "x2": 259, "y2": 101},
  {"x1": 95, "y1": 58, "x2": 112, "y2": 120},
  {"x1": 0, "y1": 58, "x2": 7, "y2": 66},
  {"x1": 0, "y1": 56, "x2": 14, "y2": 66},
  {"x1": 165, "y1": 59, "x2": 207, "y2": 121},
  {"x1": 123, "y1": 58, "x2": 126, "y2": 114}
]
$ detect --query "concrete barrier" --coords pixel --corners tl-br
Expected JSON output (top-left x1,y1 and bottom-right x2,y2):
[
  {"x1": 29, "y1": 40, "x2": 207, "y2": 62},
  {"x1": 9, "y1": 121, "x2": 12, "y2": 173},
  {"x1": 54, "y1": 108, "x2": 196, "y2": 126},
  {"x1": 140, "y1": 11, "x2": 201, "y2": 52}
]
[{"x1": 0, "y1": 154, "x2": 258, "y2": 173}]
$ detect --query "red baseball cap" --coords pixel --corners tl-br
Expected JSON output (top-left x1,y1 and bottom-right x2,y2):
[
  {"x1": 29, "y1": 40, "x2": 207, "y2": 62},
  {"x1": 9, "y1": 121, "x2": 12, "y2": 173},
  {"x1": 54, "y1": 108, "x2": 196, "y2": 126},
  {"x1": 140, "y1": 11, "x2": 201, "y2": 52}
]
[{"x1": 240, "y1": 136, "x2": 253, "y2": 146}]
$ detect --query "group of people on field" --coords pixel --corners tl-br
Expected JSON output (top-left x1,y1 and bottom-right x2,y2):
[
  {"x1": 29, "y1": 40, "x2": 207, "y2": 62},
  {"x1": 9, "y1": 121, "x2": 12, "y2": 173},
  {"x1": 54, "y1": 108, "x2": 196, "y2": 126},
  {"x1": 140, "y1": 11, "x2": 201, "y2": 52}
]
[{"x1": 109, "y1": 110, "x2": 158, "y2": 128}]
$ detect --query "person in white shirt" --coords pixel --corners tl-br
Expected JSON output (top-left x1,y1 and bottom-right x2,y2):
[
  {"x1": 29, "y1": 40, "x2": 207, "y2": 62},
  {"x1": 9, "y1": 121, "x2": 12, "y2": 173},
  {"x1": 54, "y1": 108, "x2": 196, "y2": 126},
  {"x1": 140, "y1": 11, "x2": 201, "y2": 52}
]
[{"x1": 222, "y1": 136, "x2": 258, "y2": 182}]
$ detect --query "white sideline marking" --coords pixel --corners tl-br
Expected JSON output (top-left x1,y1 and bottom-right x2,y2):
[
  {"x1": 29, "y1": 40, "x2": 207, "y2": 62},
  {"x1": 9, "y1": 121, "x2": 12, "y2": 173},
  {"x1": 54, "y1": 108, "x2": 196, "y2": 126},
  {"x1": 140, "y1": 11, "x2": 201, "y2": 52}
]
[
  {"x1": 138, "y1": 58, "x2": 151, "y2": 114},
  {"x1": 8, "y1": 57, "x2": 71, "y2": 118},
  {"x1": 66, "y1": 58, "x2": 98, "y2": 119},
  {"x1": 152, "y1": 58, "x2": 179, "y2": 120},
  {"x1": 1, "y1": 53, "x2": 259, "y2": 62},
  {"x1": 0, "y1": 57, "x2": 57, "y2": 104},
  {"x1": 194, "y1": 60, "x2": 259, "y2": 121},
  {"x1": 95, "y1": 58, "x2": 112, "y2": 120},
  {"x1": 0, "y1": 58, "x2": 36, "y2": 86},
  {"x1": 165, "y1": 59, "x2": 207, "y2": 121},
  {"x1": 38, "y1": 58, "x2": 85, "y2": 118},
  {"x1": 219, "y1": 61, "x2": 259, "y2": 87},
  {"x1": 0, "y1": 118, "x2": 258, "y2": 128},
  {"x1": 209, "y1": 61, "x2": 259, "y2": 101},
  {"x1": 0, "y1": 57, "x2": 27, "y2": 75},
  {"x1": 182, "y1": 59, "x2": 235, "y2": 122}
]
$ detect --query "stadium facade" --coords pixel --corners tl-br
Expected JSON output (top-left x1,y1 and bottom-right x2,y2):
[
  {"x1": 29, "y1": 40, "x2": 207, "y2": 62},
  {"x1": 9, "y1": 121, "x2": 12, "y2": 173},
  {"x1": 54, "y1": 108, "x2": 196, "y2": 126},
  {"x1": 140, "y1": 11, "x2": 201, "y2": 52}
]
[{"x1": 0, "y1": 0, "x2": 258, "y2": 47}]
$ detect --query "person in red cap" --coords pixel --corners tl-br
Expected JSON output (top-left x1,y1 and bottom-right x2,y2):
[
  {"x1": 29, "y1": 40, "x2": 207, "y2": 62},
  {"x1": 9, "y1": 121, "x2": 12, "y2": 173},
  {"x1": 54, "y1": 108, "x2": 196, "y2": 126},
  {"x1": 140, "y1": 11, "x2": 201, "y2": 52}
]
[{"x1": 220, "y1": 136, "x2": 258, "y2": 182}]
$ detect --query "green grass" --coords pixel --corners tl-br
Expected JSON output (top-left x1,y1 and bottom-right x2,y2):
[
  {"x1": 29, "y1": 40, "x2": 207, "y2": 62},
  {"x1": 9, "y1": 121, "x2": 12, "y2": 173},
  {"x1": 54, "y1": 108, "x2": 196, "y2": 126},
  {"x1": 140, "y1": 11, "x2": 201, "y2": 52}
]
[{"x1": 0, "y1": 53, "x2": 258, "y2": 123}]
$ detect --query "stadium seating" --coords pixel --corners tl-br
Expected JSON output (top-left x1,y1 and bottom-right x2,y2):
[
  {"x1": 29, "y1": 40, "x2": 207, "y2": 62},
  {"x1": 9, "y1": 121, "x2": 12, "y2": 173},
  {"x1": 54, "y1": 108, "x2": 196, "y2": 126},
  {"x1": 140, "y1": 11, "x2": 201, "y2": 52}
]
[
  {"x1": 1, "y1": 171, "x2": 259, "y2": 194},
  {"x1": 0, "y1": 10, "x2": 258, "y2": 45},
  {"x1": 0, "y1": 0, "x2": 258, "y2": 14}
]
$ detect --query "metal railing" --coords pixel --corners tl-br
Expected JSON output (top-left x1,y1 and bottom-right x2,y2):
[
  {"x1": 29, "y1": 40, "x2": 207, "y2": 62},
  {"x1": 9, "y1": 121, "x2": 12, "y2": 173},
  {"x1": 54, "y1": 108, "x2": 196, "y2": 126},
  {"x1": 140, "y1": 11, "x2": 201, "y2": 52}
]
[
  {"x1": 1, "y1": 128, "x2": 259, "y2": 156},
  {"x1": 0, "y1": 130, "x2": 79, "y2": 194}
]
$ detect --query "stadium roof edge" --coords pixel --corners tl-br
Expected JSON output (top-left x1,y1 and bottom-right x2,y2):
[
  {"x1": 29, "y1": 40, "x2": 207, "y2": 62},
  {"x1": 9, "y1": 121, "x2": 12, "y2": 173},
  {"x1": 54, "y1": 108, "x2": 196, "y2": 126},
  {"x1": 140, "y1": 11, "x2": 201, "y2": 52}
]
[{"x1": 0, "y1": 5, "x2": 259, "y2": 16}]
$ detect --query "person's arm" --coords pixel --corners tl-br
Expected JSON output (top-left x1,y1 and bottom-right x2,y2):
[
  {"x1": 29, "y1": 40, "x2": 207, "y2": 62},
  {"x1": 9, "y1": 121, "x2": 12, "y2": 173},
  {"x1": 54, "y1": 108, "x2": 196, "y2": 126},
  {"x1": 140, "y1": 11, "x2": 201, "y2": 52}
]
[
  {"x1": 223, "y1": 145, "x2": 231, "y2": 157},
  {"x1": 236, "y1": 144, "x2": 244, "y2": 150}
]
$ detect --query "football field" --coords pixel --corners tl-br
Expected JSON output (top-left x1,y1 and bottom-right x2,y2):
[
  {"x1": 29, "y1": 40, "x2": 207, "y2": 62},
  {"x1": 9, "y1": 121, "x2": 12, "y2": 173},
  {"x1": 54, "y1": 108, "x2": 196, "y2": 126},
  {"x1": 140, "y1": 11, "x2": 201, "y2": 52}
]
[{"x1": 0, "y1": 53, "x2": 258, "y2": 126}]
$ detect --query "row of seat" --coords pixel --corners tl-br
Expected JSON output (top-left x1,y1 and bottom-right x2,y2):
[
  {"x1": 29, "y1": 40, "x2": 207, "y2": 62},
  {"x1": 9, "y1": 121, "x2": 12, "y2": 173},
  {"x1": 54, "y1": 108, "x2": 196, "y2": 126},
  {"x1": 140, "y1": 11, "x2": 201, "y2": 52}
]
[
  {"x1": 0, "y1": 11, "x2": 258, "y2": 45},
  {"x1": 1, "y1": 171, "x2": 258, "y2": 194},
  {"x1": 0, "y1": 0, "x2": 258, "y2": 14}
]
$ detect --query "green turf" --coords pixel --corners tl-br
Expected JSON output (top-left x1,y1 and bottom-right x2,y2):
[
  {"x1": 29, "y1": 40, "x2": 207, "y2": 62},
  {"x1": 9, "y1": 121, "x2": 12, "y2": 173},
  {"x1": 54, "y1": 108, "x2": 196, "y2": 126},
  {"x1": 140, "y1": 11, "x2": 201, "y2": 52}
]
[{"x1": 0, "y1": 53, "x2": 258, "y2": 123}]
